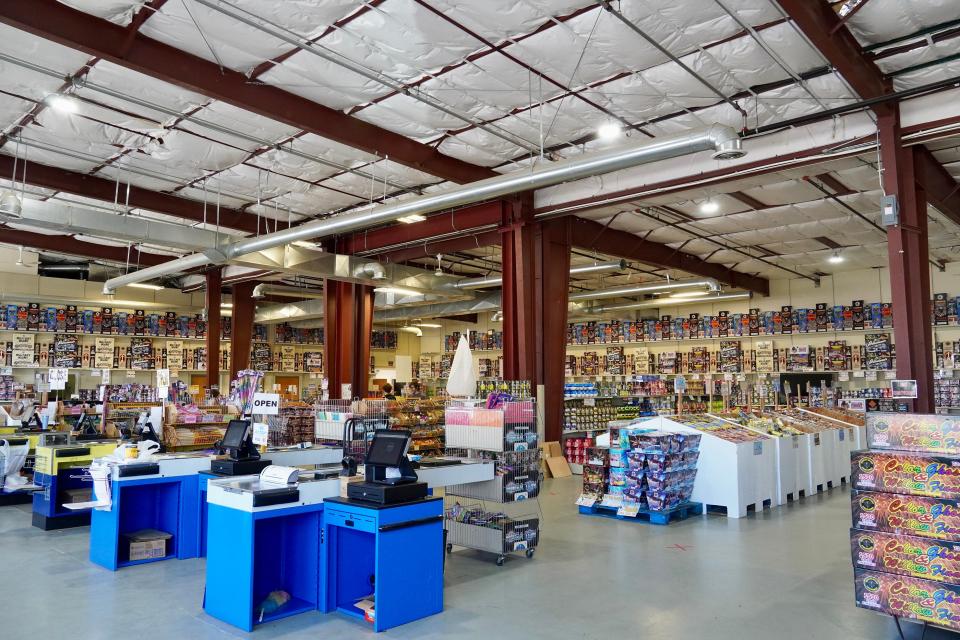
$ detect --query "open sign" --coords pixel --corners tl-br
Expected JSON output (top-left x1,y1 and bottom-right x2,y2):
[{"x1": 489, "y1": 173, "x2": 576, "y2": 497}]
[{"x1": 252, "y1": 392, "x2": 281, "y2": 415}]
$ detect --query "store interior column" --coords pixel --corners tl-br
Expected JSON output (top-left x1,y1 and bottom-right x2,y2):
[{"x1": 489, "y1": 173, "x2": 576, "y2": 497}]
[
  {"x1": 204, "y1": 267, "x2": 221, "y2": 396},
  {"x1": 880, "y1": 104, "x2": 935, "y2": 412},
  {"x1": 230, "y1": 281, "x2": 255, "y2": 383},
  {"x1": 324, "y1": 279, "x2": 374, "y2": 399}
]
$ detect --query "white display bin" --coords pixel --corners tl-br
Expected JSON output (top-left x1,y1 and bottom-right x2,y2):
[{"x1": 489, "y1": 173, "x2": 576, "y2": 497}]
[
  {"x1": 656, "y1": 417, "x2": 777, "y2": 518},
  {"x1": 709, "y1": 415, "x2": 801, "y2": 506}
]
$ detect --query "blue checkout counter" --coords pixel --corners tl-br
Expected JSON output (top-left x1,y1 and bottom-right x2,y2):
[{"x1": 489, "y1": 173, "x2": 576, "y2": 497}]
[
  {"x1": 87, "y1": 446, "x2": 343, "y2": 570},
  {"x1": 32, "y1": 440, "x2": 119, "y2": 529},
  {"x1": 203, "y1": 460, "x2": 491, "y2": 632}
]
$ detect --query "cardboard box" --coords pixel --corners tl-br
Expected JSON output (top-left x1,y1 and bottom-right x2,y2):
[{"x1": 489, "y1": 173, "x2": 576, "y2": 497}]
[
  {"x1": 852, "y1": 491, "x2": 960, "y2": 542},
  {"x1": 544, "y1": 441, "x2": 563, "y2": 458},
  {"x1": 867, "y1": 412, "x2": 960, "y2": 455},
  {"x1": 851, "y1": 450, "x2": 960, "y2": 499},
  {"x1": 62, "y1": 488, "x2": 92, "y2": 504},
  {"x1": 123, "y1": 529, "x2": 172, "y2": 562},
  {"x1": 546, "y1": 456, "x2": 572, "y2": 478},
  {"x1": 851, "y1": 528, "x2": 960, "y2": 584},
  {"x1": 854, "y1": 568, "x2": 960, "y2": 631}
]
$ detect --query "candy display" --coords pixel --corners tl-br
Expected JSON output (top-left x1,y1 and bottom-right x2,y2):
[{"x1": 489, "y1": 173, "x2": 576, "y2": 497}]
[
  {"x1": 867, "y1": 413, "x2": 960, "y2": 456},
  {"x1": 854, "y1": 569, "x2": 960, "y2": 631},
  {"x1": 851, "y1": 451, "x2": 960, "y2": 499},
  {"x1": 851, "y1": 529, "x2": 960, "y2": 585}
]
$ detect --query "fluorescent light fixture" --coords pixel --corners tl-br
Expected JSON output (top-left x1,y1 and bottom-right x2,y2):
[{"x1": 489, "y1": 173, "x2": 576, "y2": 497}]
[
  {"x1": 47, "y1": 95, "x2": 78, "y2": 114},
  {"x1": 220, "y1": 302, "x2": 233, "y2": 308},
  {"x1": 397, "y1": 214, "x2": 426, "y2": 224},
  {"x1": 126, "y1": 282, "x2": 163, "y2": 291},
  {"x1": 414, "y1": 322, "x2": 442, "y2": 328},
  {"x1": 828, "y1": 252, "x2": 844, "y2": 264},
  {"x1": 399, "y1": 326, "x2": 423, "y2": 336},
  {"x1": 699, "y1": 198, "x2": 719, "y2": 214},
  {"x1": 597, "y1": 122, "x2": 621, "y2": 141},
  {"x1": 374, "y1": 286, "x2": 423, "y2": 297},
  {"x1": 669, "y1": 289, "x2": 716, "y2": 298}
]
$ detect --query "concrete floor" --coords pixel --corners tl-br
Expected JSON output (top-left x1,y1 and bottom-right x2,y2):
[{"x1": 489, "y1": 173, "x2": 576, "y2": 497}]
[{"x1": 0, "y1": 478, "x2": 951, "y2": 640}]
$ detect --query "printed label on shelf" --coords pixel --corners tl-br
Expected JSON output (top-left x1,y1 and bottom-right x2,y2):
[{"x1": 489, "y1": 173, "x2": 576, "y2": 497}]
[
  {"x1": 864, "y1": 370, "x2": 877, "y2": 381},
  {"x1": 839, "y1": 429, "x2": 845, "y2": 442},
  {"x1": 90, "y1": 369, "x2": 100, "y2": 377},
  {"x1": 838, "y1": 371, "x2": 850, "y2": 381},
  {"x1": 576, "y1": 494, "x2": 597, "y2": 508},
  {"x1": 48, "y1": 367, "x2": 68, "y2": 390},
  {"x1": 252, "y1": 392, "x2": 281, "y2": 415},
  {"x1": 584, "y1": 398, "x2": 595, "y2": 407},
  {"x1": 753, "y1": 441, "x2": 763, "y2": 455},
  {"x1": 617, "y1": 501, "x2": 641, "y2": 518},
  {"x1": 853, "y1": 370, "x2": 865, "y2": 378},
  {"x1": 126, "y1": 370, "x2": 136, "y2": 379},
  {"x1": 157, "y1": 385, "x2": 168, "y2": 400},
  {"x1": 98, "y1": 385, "x2": 106, "y2": 402},
  {"x1": 814, "y1": 434, "x2": 821, "y2": 446},
  {"x1": 252, "y1": 422, "x2": 269, "y2": 446},
  {"x1": 884, "y1": 371, "x2": 897, "y2": 380}
]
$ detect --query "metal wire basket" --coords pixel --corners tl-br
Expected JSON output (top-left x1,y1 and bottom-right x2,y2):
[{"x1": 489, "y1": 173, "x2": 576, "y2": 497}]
[{"x1": 444, "y1": 501, "x2": 539, "y2": 566}]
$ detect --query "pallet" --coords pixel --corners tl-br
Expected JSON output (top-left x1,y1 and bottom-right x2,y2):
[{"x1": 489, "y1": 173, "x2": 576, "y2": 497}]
[{"x1": 578, "y1": 501, "x2": 703, "y2": 525}]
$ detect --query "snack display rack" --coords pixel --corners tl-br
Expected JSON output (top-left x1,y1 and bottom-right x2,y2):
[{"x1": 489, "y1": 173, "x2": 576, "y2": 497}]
[
  {"x1": 444, "y1": 398, "x2": 541, "y2": 565},
  {"x1": 392, "y1": 397, "x2": 444, "y2": 455},
  {"x1": 265, "y1": 402, "x2": 315, "y2": 447}
]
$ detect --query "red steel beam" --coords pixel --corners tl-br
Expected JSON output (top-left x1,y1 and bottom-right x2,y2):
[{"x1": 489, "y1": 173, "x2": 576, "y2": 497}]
[
  {"x1": 230, "y1": 281, "x2": 255, "y2": 380},
  {"x1": 0, "y1": 155, "x2": 262, "y2": 234},
  {"x1": 814, "y1": 173, "x2": 856, "y2": 196},
  {"x1": 777, "y1": 0, "x2": 891, "y2": 105},
  {"x1": 337, "y1": 201, "x2": 506, "y2": 254},
  {"x1": 570, "y1": 217, "x2": 770, "y2": 295},
  {"x1": 0, "y1": 227, "x2": 171, "y2": 267},
  {"x1": 375, "y1": 230, "x2": 501, "y2": 264},
  {"x1": 0, "y1": 0, "x2": 495, "y2": 185},
  {"x1": 727, "y1": 191, "x2": 769, "y2": 211},
  {"x1": 915, "y1": 146, "x2": 960, "y2": 226}
]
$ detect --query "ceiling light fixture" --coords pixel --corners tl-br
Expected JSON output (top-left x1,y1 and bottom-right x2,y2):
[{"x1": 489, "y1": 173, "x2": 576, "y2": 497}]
[
  {"x1": 699, "y1": 198, "x2": 720, "y2": 214},
  {"x1": 15, "y1": 246, "x2": 24, "y2": 267},
  {"x1": 0, "y1": 189, "x2": 22, "y2": 217},
  {"x1": 127, "y1": 282, "x2": 164, "y2": 291},
  {"x1": 399, "y1": 326, "x2": 423, "y2": 337},
  {"x1": 397, "y1": 214, "x2": 426, "y2": 224},
  {"x1": 47, "y1": 94, "x2": 78, "y2": 114},
  {"x1": 374, "y1": 286, "x2": 423, "y2": 297},
  {"x1": 220, "y1": 302, "x2": 233, "y2": 308},
  {"x1": 597, "y1": 122, "x2": 621, "y2": 141},
  {"x1": 434, "y1": 254, "x2": 445, "y2": 277},
  {"x1": 414, "y1": 322, "x2": 442, "y2": 328},
  {"x1": 828, "y1": 252, "x2": 844, "y2": 264},
  {"x1": 669, "y1": 289, "x2": 717, "y2": 298}
]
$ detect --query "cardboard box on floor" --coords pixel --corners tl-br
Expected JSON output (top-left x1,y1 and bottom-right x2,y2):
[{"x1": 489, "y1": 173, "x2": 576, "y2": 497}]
[{"x1": 541, "y1": 441, "x2": 571, "y2": 478}]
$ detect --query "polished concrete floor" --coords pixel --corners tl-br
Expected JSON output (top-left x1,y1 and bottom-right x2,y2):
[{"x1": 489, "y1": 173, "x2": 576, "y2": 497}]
[{"x1": 0, "y1": 478, "x2": 951, "y2": 639}]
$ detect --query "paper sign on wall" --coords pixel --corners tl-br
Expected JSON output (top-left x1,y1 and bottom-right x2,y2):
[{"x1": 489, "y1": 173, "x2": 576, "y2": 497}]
[
  {"x1": 167, "y1": 341, "x2": 183, "y2": 371},
  {"x1": 94, "y1": 337, "x2": 114, "y2": 369},
  {"x1": 49, "y1": 367, "x2": 69, "y2": 390},
  {"x1": 126, "y1": 370, "x2": 137, "y2": 379},
  {"x1": 280, "y1": 346, "x2": 295, "y2": 371},
  {"x1": 100, "y1": 369, "x2": 111, "y2": 384},
  {"x1": 156, "y1": 368, "x2": 170, "y2": 388},
  {"x1": 12, "y1": 333, "x2": 35, "y2": 367},
  {"x1": 252, "y1": 392, "x2": 281, "y2": 415}
]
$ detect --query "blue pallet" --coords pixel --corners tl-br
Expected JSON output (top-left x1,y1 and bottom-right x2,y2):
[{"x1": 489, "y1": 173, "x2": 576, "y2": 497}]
[{"x1": 578, "y1": 501, "x2": 703, "y2": 525}]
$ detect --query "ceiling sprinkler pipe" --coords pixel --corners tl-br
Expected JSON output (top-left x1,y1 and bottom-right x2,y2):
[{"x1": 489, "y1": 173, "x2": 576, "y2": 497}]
[
  {"x1": 103, "y1": 124, "x2": 745, "y2": 294},
  {"x1": 568, "y1": 279, "x2": 718, "y2": 302}
]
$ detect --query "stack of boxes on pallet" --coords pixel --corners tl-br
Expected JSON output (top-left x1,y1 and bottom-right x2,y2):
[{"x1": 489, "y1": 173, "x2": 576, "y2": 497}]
[{"x1": 851, "y1": 413, "x2": 960, "y2": 632}]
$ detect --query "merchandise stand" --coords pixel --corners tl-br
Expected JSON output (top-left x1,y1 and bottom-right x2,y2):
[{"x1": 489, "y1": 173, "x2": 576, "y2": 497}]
[
  {"x1": 712, "y1": 415, "x2": 803, "y2": 506},
  {"x1": 764, "y1": 412, "x2": 835, "y2": 495},
  {"x1": 656, "y1": 417, "x2": 777, "y2": 518},
  {"x1": 444, "y1": 399, "x2": 541, "y2": 564},
  {"x1": 89, "y1": 456, "x2": 212, "y2": 570}
]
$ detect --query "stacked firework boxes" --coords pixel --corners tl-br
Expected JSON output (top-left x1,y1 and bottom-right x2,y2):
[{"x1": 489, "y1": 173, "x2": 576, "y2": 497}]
[
  {"x1": 584, "y1": 422, "x2": 701, "y2": 512},
  {"x1": 851, "y1": 413, "x2": 960, "y2": 632}
]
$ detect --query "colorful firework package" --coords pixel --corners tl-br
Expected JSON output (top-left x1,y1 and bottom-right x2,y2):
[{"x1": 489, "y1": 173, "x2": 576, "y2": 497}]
[
  {"x1": 852, "y1": 491, "x2": 960, "y2": 543},
  {"x1": 851, "y1": 529, "x2": 960, "y2": 585},
  {"x1": 867, "y1": 413, "x2": 960, "y2": 456},
  {"x1": 854, "y1": 569, "x2": 960, "y2": 631},
  {"x1": 851, "y1": 451, "x2": 960, "y2": 499}
]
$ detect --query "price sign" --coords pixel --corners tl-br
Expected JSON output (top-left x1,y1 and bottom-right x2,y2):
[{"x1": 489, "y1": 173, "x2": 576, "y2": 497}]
[
  {"x1": 252, "y1": 422, "x2": 269, "y2": 446},
  {"x1": 864, "y1": 370, "x2": 877, "y2": 381},
  {"x1": 101, "y1": 369, "x2": 111, "y2": 384},
  {"x1": 49, "y1": 367, "x2": 68, "y2": 390},
  {"x1": 94, "y1": 337, "x2": 114, "y2": 369},
  {"x1": 617, "y1": 501, "x2": 641, "y2": 518},
  {"x1": 126, "y1": 370, "x2": 137, "y2": 379},
  {"x1": 575, "y1": 494, "x2": 597, "y2": 508},
  {"x1": 584, "y1": 397, "x2": 595, "y2": 407},
  {"x1": 156, "y1": 368, "x2": 170, "y2": 388}
]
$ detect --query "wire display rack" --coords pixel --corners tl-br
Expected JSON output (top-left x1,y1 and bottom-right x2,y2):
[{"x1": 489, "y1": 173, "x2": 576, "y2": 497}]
[
  {"x1": 315, "y1": 399, "x2": 393, "y2": 458},
  {"x1": 444, "y1": 502, "x2": 539, "y2": 566},
  {"x1": 266, "y1": 403, "x2": 315, "y2": 447}
]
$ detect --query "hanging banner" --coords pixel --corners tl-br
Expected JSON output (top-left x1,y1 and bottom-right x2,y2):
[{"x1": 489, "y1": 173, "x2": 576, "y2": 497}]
[
  {"x1": 12, "y1": 333, "x2": 35, "y2": 367},
  {"x1": 94, "y1": 337, "x2": 115, "y2": 369},
  {"x1": 167, "y1": 340, "x2": 184, "y2": 371}
]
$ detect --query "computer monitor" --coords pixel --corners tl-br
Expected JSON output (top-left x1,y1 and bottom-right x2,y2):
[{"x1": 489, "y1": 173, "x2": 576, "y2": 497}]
[
  {"x1": 365, "y1": 430, "x2": 410, "y2": 468},
  {"x1": 222, "y1": 419, "x2": 251, "y2": 452}
]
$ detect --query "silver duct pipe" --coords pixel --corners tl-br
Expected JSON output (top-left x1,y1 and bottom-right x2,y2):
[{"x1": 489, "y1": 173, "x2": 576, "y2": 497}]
[
  {"x1": 103, "y1": 125, "x2": 744, "y2": 294},
  {"x1": 454, "y1": 259, "x2": 629, "y2": 290},
  {"x1": 353, "y1": 262, "x2": 387, "y2": 281},
  {"x1": 580, "y1": 292, "x2": 752, "y2": 314},
  {"x1": 251, "y1": 283, "x2": 325, "y2": 300},
  {"x1": 568, "y1": 279, "x2": 719, "y2": 302}
]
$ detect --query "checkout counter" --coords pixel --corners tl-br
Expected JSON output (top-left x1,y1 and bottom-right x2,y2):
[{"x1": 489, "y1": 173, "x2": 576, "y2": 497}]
[
  {"x1": 32, "y1": 438, "x2": 119, "y2": 529},
  {"x1": 204, "y1": 429, "x2": 482, "y2": 633}
]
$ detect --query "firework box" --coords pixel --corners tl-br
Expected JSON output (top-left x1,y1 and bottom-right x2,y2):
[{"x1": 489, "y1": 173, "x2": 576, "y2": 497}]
[
  {"x1": 867, "y1": 413, "x2": 960, "y2": 455},
  {"x1": 852, "y1": 491, "x2": 960, "y2": 542},
  {"x1": 852, "y1": 450, "x2": 960, "y2": 499},
  {"x1": 851, "y1": 528, "x2": 960, "y2": 585},
  {"x1": 854, "y1": 568, "x2": 960, "y2": 631}
]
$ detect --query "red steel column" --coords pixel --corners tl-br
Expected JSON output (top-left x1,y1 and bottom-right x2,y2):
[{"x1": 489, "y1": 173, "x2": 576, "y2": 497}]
[
  {"x1": 230, "y1": 281, "x2": 255, "y2": 381},
  {"x1": 535, "y1": 219, "x2": 572, "y2": 442},
  {"x1": 501, "y1": 195, "x2": 537, "y2": 381},
  {"x1": 205, "y1": 268, "x2": 222, "y2": 393},
  {"x1": 880, "y1": 106, "x2": 934, "y2": 412},
  {"x1": 324, "y1": 280, "x2": 374, "y2": 399}
]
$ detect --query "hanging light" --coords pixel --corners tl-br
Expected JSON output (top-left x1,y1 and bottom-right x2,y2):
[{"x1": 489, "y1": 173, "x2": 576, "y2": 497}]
[
  {"x1": 597, "y1": 122, "x2": 621, "y2": 141},
  {"x1": 0, "y1": 189, "x2": 22, "y2": 217},
  {"x1": 828, "y1": 251, "x2": 844, "y2": 264},
  {"x1": 699, "y1": 198, "x2": 719, "y2": 214},
  {"x1": 434, "y1": 254, "x2": 445, "y2": 277},
  {"x1": 15, "y1": 246, "x2": 24, "y2": 267}
]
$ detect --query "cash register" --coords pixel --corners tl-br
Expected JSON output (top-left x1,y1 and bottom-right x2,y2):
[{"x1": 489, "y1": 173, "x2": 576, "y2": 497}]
[
  {"x1": 346, "y1": 429, "x2": 428, "y2": 504},
  {"x1": 210, "y1": 419, "x2": 272, "y2": 476}
]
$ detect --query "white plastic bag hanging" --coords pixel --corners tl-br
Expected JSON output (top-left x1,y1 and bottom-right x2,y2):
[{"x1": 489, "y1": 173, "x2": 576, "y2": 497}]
[
  {"x1": 445, "y1": 335, "x2": 477, "y2": 397},
  {"x1": 0, "y1": 439, "x2": 28, "y2": 489}
]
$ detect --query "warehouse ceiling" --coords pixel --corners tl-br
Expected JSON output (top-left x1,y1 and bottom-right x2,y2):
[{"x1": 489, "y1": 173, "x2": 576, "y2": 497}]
[{"x1": 0, "y1": 0, "x2": 957, "y2": 290}]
